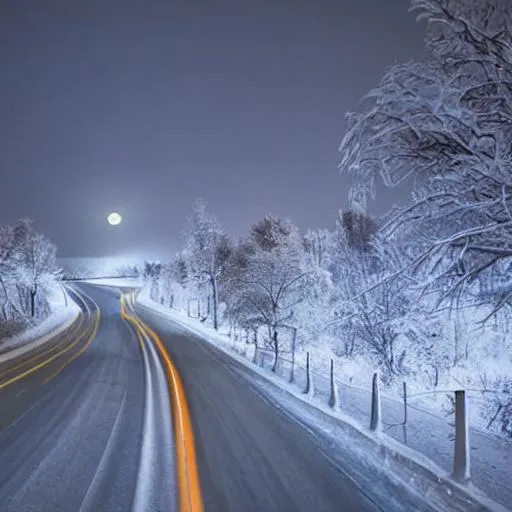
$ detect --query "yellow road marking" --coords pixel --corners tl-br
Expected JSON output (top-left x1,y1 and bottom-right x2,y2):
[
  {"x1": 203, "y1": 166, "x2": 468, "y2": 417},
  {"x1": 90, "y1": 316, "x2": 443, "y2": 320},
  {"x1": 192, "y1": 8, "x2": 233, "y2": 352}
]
[
  {"x1": 42, "y1": 309, "x2": 101, "y2": 385},
  {"x1": 0, "y1": 322, "x2": 91, "y2": 391},
  {"x1": 122, "y1": 294, "x2": 204, "y2": 512},
  {"x1": 0, "y1": 286, "x2": 90, "y2": 380},
  {"x1": 0, "y1": 313, "x2": 85, "y2": 380},
  {"x1": 0, "y1": 290, "x2": 100, "y2": 391},
  {"x1": 134, "y1": 325, "x2": 147, "y2": 353}
]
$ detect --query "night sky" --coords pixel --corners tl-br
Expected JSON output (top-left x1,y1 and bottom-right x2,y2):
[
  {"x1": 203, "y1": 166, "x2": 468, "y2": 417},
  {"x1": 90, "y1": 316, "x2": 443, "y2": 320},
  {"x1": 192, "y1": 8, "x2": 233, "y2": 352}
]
[{"x1": 0, "y1": 0, "x2": 425, "y2": 258}]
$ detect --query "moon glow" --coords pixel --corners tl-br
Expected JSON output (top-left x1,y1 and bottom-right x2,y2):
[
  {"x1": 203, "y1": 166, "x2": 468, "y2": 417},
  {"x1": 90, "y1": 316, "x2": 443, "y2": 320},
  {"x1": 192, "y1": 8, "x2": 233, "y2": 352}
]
[{"x1": 107, "y1": 212, "x2": 122, "y2": 226}]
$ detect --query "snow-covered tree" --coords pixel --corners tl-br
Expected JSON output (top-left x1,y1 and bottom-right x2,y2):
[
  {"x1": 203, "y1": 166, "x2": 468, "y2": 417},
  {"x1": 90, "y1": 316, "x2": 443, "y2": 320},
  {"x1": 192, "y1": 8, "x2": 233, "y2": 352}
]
[
  {"x1": 13, "y1": 219, "x2": 57, "y2": 318},
  {"x1": 0, "y1": 219, "x2": 59, "y2": 334},
  {"x1": 143, "y1": 261, "x2": 162, "y2": 301},
  {"x1": 183, "y1": 199, "x2": 231, "y2": 330},
  {"x1": 339, "y1": 0, "x2": 512, "y2": 311},
  {"x1": 303, "y1": 228, "x2": 335, "y2": 269},
  {"x1": 223, "y1": 215, "x2": 315, "y2": 370},
  {"x1": 0, "y1": 224, "x2": 20, "y2": 322}
]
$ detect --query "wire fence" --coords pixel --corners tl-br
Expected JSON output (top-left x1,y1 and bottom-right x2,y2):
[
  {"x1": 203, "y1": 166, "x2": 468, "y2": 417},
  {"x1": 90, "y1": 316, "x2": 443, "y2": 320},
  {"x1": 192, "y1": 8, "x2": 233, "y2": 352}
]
[{"x1": 220, "y1": 334, "x2": 512, "y2": 508}]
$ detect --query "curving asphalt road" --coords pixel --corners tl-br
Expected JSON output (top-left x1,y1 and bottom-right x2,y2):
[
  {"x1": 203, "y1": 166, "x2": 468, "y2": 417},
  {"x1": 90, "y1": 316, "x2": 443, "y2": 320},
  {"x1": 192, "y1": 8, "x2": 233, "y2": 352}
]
[
  {"x1": 0, "y1": 284, "x2": 434, "y2": 512},
  {"x1": 134, "y1": 300, "x2": 435, "y2": 512},
  {"x1": 0, "y1": 284, "x2": 176, "y2": 512}
]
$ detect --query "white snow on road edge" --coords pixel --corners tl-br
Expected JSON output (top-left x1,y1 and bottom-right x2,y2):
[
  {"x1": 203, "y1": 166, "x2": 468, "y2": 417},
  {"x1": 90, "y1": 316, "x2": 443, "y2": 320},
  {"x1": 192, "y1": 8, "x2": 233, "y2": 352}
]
[
  {"x1": 0, "y1": 287, "x2": 80, "y2": 364},
  {"x1": 136, "y1": 290, "x2": 509, "y2": 512},
  {"x1": 80, "y1": 277, "x2": 144, "y2": 288}
]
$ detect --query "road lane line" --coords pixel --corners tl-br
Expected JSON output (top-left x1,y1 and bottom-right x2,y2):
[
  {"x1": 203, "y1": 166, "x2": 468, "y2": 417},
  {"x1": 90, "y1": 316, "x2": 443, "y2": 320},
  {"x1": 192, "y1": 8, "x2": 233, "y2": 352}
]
[
  {"x1": 132, "y1": 325, "x2": 161, "y2": 511},
  {"x1": 66, "y1": 285, "x2": 92, "y2": 316},
  {"x1": 0, "y1": 316, "x2": 96, "y2": 392},
  {"x1": 0, "y1": 314, "x2": 85, "y2": 379},
  {"x1": 123, "y1": 304, "x2": 177, "y2": 511},
  {"x1": 41, "y1": 289, "x2": 102, "y2": 384},
  {"x1": 42, "y1": 309, "x2": 101, "y2": 385},
  {"x1": 123, "y1": 296, "x2": 204, "y2": 512},
  {"x1": 0, "y1": 291, "x2": 100, "y2": 391},
  {"x1": 0, "y1": 288, "x2": 91, "y2": 379},
  {"x1": 78, "y1": 390, "x2": 128, "y2": 512}
]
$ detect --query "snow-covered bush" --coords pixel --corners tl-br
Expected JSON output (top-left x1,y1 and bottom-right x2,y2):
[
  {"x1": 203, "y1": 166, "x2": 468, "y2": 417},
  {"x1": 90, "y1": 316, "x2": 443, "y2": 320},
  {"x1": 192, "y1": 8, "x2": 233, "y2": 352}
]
[
  {"x1": 0, "y1": 219, "x2": 60, "y2": 338},
  {"x1": 482, "y1": 379, "x2": 512, "y2": 438}
]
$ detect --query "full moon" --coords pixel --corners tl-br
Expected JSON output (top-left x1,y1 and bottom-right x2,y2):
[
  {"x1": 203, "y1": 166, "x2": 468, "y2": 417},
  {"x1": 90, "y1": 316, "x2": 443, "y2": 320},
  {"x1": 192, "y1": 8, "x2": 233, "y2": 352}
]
[{"x1": 107, "y1": 212, "x2": 122, "y2": 226}]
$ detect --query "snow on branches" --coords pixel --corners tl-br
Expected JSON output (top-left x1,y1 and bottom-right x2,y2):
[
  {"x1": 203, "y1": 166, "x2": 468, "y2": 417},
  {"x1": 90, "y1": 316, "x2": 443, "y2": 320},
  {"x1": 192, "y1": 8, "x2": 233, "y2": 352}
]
[
  {"x1": 0, "y1": 219, "x2": 58, "y2": 335},
  {"x1": 339, "y1": 0, "x2": 512, "y2": 309}
]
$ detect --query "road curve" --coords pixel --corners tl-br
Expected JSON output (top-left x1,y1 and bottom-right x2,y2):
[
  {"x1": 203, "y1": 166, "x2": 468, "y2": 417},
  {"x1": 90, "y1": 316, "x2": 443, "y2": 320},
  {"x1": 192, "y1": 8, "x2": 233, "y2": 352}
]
[
  {"x1": 0, "y1": 284, "x2": 434, "y2": 512},
  {"x1": 0, "y1": 284, "x2": 176, "y2": 512},
  {"x1": 134, "y1": 300, "x2": 409, "y2": 512}
]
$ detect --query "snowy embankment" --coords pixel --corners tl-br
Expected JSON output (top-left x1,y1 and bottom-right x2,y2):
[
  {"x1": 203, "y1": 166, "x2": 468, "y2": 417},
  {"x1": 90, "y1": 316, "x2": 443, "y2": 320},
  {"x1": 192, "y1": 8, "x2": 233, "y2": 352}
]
[
  {"x1": 80, "y1": 277, "x2": 144, "y2": 288},
  {"x1": 0, "y1": 285, "x2": 80, "y2": 364},
  {"x1": 136, "y1": 288, "x2": 510, "y2": 512}
]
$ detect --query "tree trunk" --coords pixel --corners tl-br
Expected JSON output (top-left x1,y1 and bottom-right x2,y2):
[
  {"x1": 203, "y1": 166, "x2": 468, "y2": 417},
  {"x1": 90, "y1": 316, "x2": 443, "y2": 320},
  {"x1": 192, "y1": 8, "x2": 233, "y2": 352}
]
[
  {"x1": 211, "y1": 278, "x2": 218, "y2": 330},
  {"x1": 0, "y1": 277, "x2": 10, "y2": 321},
  {"x1": 17, "y1": 285, "x2": 27, "y2": 315},
  {"x1": 252, "y1": 327, "x2": 259, "y2": 363},
  {"x1": 30, "y1": 287, "x2": 37, "y2": 317},
  {"x1": 271, "y1": 328, "x2": 279, "y2": 372}
]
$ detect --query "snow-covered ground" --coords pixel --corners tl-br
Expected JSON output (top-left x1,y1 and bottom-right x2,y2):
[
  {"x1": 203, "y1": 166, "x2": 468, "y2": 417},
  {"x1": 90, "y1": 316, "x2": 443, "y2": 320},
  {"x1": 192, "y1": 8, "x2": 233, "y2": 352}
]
[
  {"x1": 0, "y1": 286, "x2": 80, "y2": 364},
  {"x1": 80, "y1": 277, "x2": 144, "y2": 288},
  {"x1": 136, "y1": 289, "x2": 511, "y2": 512}
]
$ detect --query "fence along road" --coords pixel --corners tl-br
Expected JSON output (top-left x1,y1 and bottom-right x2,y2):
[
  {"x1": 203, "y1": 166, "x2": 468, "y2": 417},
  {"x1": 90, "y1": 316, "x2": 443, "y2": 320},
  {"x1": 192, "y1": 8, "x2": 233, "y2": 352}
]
[{"x1": 251, "y1": 345, "x2": 512, "y2": 510}]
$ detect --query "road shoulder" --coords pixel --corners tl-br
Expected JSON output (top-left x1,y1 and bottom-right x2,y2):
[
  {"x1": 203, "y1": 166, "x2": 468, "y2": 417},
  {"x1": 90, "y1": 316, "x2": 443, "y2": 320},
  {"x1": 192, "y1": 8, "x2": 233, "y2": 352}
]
[{"x1": 0, "y1": 290, "x2": 80, "y2": 365}]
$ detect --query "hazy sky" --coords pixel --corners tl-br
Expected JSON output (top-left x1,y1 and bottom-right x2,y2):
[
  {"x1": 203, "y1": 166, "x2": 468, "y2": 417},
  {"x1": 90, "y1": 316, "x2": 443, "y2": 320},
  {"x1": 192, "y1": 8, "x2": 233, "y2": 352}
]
[{"x1": 0, "y1": 0, "x2": 425, "y2": 258}]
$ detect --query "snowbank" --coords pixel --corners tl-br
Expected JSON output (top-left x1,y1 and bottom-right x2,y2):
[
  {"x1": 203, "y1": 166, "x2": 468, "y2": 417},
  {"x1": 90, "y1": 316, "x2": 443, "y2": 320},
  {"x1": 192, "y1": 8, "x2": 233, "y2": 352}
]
[
  {"x1": 0, "y1": 286, "x2": 80, "y2": 364},
  {"x1": 80, "y1": 277, "x2": 144, "y2": 288}
]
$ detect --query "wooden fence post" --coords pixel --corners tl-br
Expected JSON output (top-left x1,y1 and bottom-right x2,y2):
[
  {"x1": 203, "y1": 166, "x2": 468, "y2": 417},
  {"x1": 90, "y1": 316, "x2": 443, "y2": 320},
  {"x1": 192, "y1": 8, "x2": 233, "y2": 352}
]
[
  {"x1": 452, "y1": 390, "x2": 471, "y2": 482},
  {"x1": 289, "y1": 328, "x2": 297, "y2": 384},
  {"x1": 328, "y1": 359, "x2": 339, "y2": 409},
  {"x1": 303, "y1": 352, "x2": 314, "y2": 396},
  {"x1": 369, "y1": 372, "x2": 381, "y2": 431}
]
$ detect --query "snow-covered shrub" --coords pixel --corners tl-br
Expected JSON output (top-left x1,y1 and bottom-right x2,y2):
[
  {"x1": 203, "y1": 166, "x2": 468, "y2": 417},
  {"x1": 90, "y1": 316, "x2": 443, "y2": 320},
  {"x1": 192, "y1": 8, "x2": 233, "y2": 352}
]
[
  {"x1": 0, "y1": 219, "x2": 60, "y2": 333},
  {"x1": 482, "y1": 379, "x2": 512, "y2": 438}
]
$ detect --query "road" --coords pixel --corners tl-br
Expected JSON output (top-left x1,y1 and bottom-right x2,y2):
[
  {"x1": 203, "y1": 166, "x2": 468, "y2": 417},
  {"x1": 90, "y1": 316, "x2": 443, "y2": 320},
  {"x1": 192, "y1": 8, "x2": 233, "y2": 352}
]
[
  {"x1": 0, "y1": 284, "x2": 429, "y2": 511},
  {"x1": 0, "y1": 284, "x2": 175, "y2": 512},
  {"x1": 131, "y1": 298, "x2": 428, "y2": 512}
]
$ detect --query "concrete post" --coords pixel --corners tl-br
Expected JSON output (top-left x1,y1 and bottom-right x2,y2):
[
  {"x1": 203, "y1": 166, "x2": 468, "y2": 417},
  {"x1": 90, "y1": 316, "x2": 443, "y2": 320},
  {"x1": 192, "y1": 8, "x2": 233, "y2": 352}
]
[
  {"x1": 289, "y1": 328, "x2": 297, "y2": 384},
  {"x1": 328, "y1": 359, "x2": 339, "y2": 409},
  {"x1": 252, "y1": 328, "x2": 258, "y2": 363},
  {"x1": 303, "y1": 352, "x2": 314, "y2": 396},
  {"x1": 452, "y1": 390, "x2": 471, "y2": 482},
  {"x1": 369, "y1": 372, "x2": 381, "y2": 431}
]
